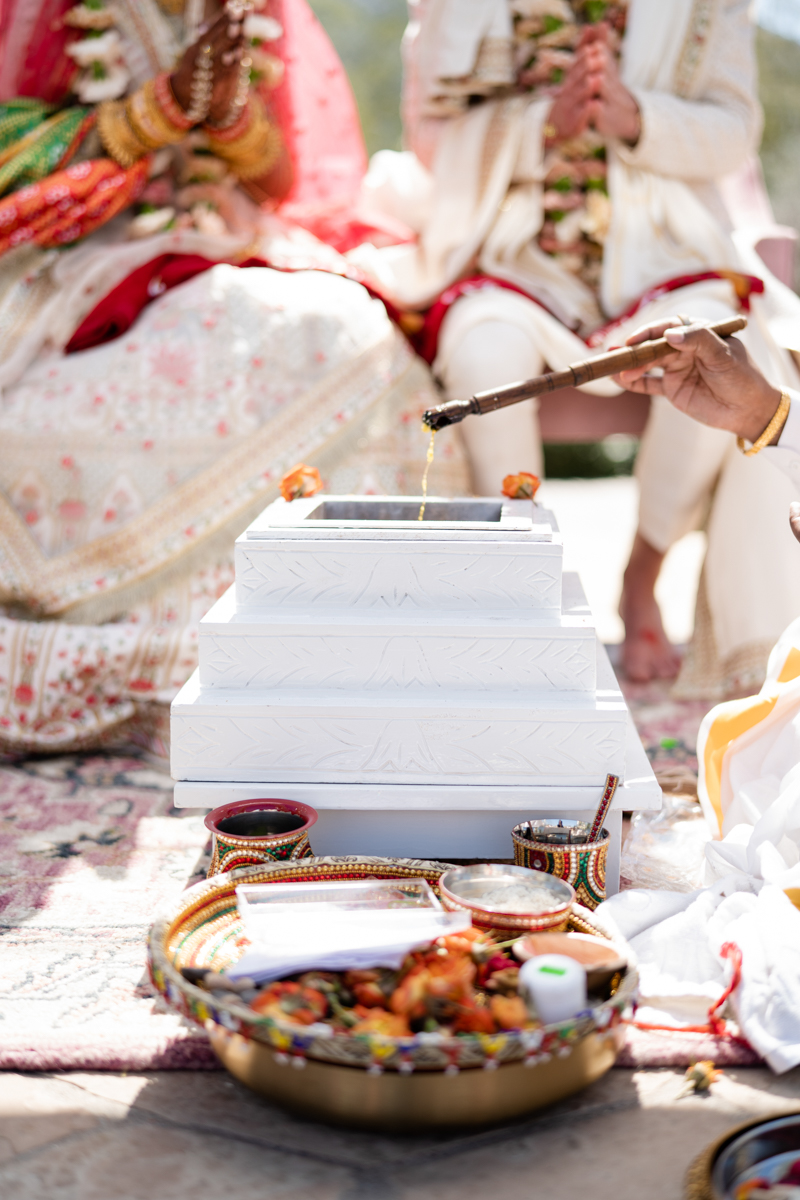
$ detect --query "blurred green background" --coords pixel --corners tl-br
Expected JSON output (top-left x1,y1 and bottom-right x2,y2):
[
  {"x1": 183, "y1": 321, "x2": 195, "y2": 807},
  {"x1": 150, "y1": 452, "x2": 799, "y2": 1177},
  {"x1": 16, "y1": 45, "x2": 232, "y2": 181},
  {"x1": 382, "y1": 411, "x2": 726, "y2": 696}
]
[
  {"x1": 757, "y1": 28, "x2": 800, "y2": 261},
  {"x1": 309, "y1": 0, "x2": 406, "y2": 155},
  {"x1": 307, "y1": 3, "x2": 800, "y2": 475}
]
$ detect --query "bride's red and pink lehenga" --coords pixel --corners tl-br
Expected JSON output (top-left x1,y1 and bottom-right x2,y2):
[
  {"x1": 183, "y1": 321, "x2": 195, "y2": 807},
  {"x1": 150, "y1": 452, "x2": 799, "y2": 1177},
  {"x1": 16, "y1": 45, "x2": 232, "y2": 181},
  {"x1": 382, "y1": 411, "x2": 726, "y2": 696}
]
[{"x1": 0, "y1": 0, "x2": 468, "y2": 756}]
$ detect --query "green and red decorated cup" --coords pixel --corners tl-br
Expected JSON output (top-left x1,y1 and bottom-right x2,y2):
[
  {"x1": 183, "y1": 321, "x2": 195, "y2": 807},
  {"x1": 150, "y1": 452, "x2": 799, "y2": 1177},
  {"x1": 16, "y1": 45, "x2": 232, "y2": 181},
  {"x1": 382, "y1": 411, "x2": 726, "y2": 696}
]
[
  {"x1": 204, "y1": 799, "x2": 317, "y2": 877},
  {"x1": 511, "y1": 821, "x2": 609, "y2": 910}
]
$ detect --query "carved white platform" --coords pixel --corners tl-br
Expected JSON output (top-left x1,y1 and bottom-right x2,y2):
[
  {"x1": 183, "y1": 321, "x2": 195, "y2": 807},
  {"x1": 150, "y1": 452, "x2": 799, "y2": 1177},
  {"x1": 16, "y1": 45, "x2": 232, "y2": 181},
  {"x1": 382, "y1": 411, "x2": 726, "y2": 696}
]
[
  {"x1": 235, "y1": 497, "x2": 562, "y2": 614},
  {"x1": 172, "y1": 495, "x2": 661, "y2": 894},
  {"x1": 200, "y1": 572, "x2": 596, "y2": 694}
]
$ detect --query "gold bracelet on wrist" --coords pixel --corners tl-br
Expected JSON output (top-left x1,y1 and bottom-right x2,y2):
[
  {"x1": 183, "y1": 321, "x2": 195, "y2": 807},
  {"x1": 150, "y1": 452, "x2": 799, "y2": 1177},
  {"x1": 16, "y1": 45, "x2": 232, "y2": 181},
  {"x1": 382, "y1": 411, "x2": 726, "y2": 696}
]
[
  {"x1": 737, "y1": 389, "x2": 791, "y2": 456},
  {"x1": 99, "y1": 76, "x2": 196, "y2": 168},
  {"x1": 126, "y1": 78, "x2": 188, "y2": 150},
  {"x1": 543, "y1": 121, "x2": 558, "y2": 140},
  {"x1": 204, "y1": 95, "x2": 282, "y2": 179},
  {"x1": 97, "y1": 99, "x2": 150, "y2": 167}
]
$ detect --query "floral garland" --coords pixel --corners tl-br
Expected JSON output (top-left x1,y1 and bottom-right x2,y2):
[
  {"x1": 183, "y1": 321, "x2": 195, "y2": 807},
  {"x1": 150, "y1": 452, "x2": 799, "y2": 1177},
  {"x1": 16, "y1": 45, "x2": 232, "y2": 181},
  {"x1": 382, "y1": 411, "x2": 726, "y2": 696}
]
[
  {"x1": 514, "y1": 0, "x2": 629, "y2": 294},
  {"x1": 63, "y1": 1, "x2": 284, "y2": 102},
  {"x1": 64, "y1": 2, "x2": 132, "y2": 103}
]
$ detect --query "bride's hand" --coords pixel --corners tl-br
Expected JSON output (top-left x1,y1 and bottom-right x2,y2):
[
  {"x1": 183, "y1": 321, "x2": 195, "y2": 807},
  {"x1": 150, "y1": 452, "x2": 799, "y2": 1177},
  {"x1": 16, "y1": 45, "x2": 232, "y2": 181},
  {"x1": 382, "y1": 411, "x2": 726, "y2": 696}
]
[{"x1": 170, "y1": 10, "x2": 247, "y2": 126}]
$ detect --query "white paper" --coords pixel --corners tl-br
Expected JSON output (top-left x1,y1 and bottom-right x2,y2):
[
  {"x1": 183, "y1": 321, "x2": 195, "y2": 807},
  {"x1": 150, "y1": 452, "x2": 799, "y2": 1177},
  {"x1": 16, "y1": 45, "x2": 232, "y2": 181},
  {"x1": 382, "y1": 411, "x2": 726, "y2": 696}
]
[{"x1": 229, "y1": 906, "x2": 471, "y2": 983}]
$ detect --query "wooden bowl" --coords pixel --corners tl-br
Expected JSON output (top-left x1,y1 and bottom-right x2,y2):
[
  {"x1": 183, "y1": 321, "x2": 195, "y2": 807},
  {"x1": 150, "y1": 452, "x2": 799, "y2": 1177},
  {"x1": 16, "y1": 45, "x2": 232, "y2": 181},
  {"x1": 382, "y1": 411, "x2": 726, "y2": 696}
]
[{"x1": 514, "y1": 931, "x2": 628, "y2": 992}]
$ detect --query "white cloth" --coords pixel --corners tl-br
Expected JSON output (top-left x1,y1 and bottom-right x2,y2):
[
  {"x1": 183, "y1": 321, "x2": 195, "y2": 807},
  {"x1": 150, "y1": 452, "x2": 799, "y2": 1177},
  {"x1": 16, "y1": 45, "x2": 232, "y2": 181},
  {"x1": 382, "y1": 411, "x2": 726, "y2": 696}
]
[
  {"x1": 438, "y1": 299, "x2": 545, "y2": 490},
  {"x1": 598, "y1": 878, "x2": 800, "y2": 1072},
  {"x1": 360, "y1": 0, "x2": 800, "y2": 687},
  {"x1": 596, "y1": 618, "x2": 800, "y2": 1073},
  {"x1": 697, "y1": 616, "x2": 800, "y2": 837},
  {"x1": 632, "y1": 301, "x2": 800, "y2": 676}
]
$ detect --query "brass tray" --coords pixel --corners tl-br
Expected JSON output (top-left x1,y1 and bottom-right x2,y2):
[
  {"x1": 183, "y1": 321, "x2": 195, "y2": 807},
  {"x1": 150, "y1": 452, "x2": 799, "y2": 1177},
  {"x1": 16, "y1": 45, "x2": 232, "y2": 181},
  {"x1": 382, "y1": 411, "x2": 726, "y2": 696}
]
[
  {"x1": 685, "y1": 1112, "x2": 800, "y2": 1200},
  {"x1": 208, "y1": 1021, "x2": 621, "y2": 1130},
  {"x1": 149, "y1": 857, "x2": 636, "y2": 1129}
]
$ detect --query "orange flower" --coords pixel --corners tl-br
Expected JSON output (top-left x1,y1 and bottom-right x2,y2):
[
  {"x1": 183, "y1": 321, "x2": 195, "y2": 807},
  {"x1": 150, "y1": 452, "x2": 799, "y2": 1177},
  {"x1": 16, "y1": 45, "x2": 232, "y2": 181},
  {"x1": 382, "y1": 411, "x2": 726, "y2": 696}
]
[
  {"x1": 390, "y1": 954, "x2": 475, "y2": 1019},
  {"x1": 451, "y1": 1001, "x2": 497, "y2": 1034},
  {"x1": 249, "y1": 981, "x2": 328, "y2": 1025},
  {"x1": 489, "y1": 994, "x2": 529, "y2": 1030},
  {"x1": 280, "y1": 463, "x2": 323, "y2": 502},
  {"x1": 501, "y1": 472, "x2": 540, "y2": 500},
  {"x1": 436, "y1": 927, "x2": 486, "y2": 955},
  {"x1": 351, "y1": 1011, "x2": 411, "y2": 1037}
]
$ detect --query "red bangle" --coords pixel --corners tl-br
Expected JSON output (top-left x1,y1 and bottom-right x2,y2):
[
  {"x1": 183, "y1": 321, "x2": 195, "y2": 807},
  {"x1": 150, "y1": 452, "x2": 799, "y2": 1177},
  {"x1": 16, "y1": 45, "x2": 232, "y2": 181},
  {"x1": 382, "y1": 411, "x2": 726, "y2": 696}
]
[
  {"x1": 154, "y1": 72, "x2": 193, "y2": 131},
  {"x1": 203, "y1": 99, "x2": 252, "y2": 143}
]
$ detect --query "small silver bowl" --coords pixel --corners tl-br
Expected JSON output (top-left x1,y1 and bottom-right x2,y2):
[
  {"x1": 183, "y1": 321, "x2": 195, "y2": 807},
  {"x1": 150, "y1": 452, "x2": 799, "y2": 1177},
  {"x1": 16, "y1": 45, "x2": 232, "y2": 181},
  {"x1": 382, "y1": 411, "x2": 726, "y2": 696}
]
[
  {"x1": 523, "y1": 819, "x2": 592, "y2": 845},
  {"x1": 438, "y1": 863, "x2": 575, "y2": 933},
  {"x1": 711, "y1": 1113, "x2": 800, "y2": 1198}
]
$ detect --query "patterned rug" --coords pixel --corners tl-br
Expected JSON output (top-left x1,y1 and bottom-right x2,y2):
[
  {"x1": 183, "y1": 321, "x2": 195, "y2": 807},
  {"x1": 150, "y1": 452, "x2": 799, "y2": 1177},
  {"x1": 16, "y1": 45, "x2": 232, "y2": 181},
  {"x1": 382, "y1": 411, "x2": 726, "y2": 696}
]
[
  {"x1": 0, "y1": 673, "x2": 759, "y2": 1073},
  {"x1": 0, "y1": 753, "x2": 217, "y2": 1070},
  {"x1": 613, "y1": 654, "x2": 710, "y2": 790}
]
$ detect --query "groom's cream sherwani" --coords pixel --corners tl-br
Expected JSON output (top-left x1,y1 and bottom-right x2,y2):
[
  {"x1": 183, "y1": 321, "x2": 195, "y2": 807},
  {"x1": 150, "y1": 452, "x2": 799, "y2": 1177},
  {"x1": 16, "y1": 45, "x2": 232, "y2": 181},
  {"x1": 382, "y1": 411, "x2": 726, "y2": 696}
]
[{"x1": 356, "y1": 0, "x2": 800, "y2": 697}]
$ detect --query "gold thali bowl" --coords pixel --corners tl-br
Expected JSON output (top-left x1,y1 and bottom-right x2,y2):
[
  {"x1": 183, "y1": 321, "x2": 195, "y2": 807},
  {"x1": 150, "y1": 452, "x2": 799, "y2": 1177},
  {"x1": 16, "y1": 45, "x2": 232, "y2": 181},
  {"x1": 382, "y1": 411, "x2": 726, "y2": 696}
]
[{"x1": 148, "y1": 856, "x2": 637, "y2": 1131}]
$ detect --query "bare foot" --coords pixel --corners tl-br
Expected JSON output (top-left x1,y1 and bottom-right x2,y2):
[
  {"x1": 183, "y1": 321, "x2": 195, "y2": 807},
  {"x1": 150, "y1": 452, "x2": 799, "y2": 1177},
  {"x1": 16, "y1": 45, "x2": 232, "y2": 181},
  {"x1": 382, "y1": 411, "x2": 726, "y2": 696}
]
[
  {"x1": 620, "y1": 595, "x2": 681, "y2": 681},
  {"x1": 619, "y1": 533, "x2": 681, "y2": 683}
]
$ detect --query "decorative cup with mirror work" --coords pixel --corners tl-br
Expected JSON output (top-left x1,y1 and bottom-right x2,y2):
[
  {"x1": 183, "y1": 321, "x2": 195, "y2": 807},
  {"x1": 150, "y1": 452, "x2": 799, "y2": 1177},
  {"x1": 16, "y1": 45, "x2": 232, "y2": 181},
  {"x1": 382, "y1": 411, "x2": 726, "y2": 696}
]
[
  {"x1": 204, "y1": 798, "x2": 317, "y2": 877},
  {"x1": 511, "y1": 819, "x2": 609, "y2": 910}
]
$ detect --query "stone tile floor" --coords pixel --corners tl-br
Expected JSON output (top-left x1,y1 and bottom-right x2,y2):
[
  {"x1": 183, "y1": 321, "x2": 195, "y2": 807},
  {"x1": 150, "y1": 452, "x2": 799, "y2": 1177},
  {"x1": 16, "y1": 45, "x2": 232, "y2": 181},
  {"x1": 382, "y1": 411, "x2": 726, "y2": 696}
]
[{"x1": 2, "y1": 1066, "x2": 800, "y2": 1198}]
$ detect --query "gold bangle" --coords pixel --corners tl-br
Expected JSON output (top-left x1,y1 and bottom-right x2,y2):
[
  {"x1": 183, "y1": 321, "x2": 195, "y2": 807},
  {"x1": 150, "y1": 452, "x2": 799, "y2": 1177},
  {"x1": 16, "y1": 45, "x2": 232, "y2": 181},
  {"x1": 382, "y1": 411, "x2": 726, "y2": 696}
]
[
  {"x1": 543, "y1": 121, "x2": 558, "y2": 140},
  {"x1": 97, "y1": 99, "x2": 150, "y2": 167},
  {"x1": 204, "y1": 95, "x2": 282, "y2": 179},
  {"x1": 126, "y1": 78, "x2": 188, "y2": 150},
  {"x1": 737, "y1": 389, "x2": 791, "y2": 456}
]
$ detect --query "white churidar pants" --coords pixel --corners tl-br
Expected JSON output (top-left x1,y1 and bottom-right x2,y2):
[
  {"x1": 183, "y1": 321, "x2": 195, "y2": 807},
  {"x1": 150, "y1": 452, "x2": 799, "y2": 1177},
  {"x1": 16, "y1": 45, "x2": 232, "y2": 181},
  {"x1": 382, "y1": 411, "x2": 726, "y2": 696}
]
[
  {"x1": 436, "y1": 282, "x2": 800, "y2": 678},
  {"x1": 436, "y1": 289, "x2": 545, "y2": 494}
]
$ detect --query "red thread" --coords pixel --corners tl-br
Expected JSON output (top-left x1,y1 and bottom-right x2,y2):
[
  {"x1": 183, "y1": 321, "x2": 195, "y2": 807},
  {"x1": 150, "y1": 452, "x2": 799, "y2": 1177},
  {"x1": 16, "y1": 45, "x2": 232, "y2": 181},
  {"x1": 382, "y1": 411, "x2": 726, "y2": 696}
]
[{"x1": 634, "y1": 943, "x2": 750, "y2": 1047}]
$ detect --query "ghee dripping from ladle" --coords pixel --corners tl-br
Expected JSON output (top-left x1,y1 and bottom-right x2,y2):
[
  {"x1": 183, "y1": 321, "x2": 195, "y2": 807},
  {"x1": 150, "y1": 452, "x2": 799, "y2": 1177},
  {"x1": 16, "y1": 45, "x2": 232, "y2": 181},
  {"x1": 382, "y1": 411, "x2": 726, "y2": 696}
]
[{"x1": 418, "y1": 428, "x2": 435, "y2": 521}]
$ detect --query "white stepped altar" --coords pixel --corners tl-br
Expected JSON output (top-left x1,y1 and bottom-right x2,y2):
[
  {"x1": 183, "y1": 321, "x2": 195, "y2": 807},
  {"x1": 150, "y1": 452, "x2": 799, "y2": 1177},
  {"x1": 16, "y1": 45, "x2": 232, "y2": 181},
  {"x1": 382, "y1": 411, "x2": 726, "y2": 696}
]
[{"x1": 172, "y1": 495, "x2": 661, "y2": 893}]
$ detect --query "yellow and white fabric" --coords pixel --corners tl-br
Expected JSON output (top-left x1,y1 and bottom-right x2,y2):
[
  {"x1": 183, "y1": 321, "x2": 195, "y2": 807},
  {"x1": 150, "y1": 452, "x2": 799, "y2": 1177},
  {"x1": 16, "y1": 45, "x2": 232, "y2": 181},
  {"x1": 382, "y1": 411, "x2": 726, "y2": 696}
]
[
  {"x1": 596, "y1": 617, "x2": 800, "y2": 1073},
  {"x1": 698, "y1": 616, "x2": 800, "y2": 844}
]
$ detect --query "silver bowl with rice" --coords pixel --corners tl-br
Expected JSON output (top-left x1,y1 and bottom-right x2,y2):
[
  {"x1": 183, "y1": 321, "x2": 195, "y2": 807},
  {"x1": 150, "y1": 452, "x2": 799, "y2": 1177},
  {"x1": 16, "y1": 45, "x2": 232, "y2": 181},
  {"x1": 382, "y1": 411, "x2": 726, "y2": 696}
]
[{"x1": 438, "y1": 863, "x2": 575, "y2": 933}]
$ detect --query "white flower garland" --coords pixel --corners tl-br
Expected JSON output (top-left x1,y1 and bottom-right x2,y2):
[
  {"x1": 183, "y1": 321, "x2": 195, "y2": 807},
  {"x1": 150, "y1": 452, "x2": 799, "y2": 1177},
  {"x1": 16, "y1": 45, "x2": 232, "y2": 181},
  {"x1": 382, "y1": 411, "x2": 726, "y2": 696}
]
[{"x1": 64, "y1": 2, "x2": 132, "y2": 102}]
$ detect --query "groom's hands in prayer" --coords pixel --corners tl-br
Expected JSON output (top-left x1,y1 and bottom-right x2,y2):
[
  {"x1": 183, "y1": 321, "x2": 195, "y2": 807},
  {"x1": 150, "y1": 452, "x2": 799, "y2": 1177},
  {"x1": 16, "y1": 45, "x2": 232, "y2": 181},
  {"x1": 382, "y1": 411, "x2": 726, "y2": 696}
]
[
  {"x1": 614, "y1": 317, "x2": 788, "y2": 446},
  {"x1": 545, "y1": 23, "x2": 641, "y2": 145}
]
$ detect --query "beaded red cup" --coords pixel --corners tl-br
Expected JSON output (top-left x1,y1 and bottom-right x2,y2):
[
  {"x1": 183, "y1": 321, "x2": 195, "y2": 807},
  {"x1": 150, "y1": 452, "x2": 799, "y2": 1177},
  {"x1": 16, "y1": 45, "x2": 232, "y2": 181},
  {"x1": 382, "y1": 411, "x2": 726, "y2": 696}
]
[{"x1": 204, "y1": 798, "x2": 317, "y2": 877}]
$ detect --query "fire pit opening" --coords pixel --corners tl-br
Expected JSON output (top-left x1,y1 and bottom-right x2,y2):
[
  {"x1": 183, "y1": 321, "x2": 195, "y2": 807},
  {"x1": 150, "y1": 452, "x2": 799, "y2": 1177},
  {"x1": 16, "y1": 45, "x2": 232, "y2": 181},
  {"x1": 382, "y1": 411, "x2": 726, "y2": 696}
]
[{"x1": 306, "y1": 499, "x2": 504, "y2": 523}]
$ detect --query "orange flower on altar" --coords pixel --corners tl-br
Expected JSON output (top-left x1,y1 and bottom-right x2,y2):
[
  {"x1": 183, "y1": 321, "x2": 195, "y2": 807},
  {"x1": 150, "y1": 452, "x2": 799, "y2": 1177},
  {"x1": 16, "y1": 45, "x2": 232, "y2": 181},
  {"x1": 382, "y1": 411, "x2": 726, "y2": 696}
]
[
  {"x1": 280, "y1": 463, "x2": 323, "y2": 502},
  {"x1": 501, "y1": 472, "x2": 540, "y2": 500}
]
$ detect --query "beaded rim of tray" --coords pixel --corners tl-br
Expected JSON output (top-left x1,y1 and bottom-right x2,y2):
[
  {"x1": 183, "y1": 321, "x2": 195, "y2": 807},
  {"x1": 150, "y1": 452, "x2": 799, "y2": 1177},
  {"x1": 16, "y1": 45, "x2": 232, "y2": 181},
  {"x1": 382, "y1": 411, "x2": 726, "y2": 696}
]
[{"x1": 148, "y1": 857, "x2": 636, "y2": 1073}]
